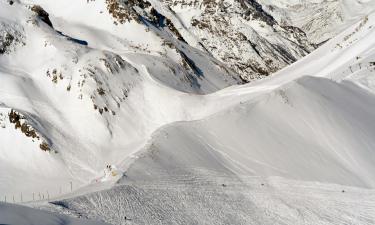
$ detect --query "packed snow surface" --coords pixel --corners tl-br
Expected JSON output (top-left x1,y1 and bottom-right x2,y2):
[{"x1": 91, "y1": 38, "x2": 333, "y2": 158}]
[{"x1": 0, "y1": 202, "x2": 109, "y2": 225}]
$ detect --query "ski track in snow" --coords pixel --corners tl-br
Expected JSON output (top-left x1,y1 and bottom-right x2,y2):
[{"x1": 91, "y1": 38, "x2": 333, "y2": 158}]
[{"x1": 37, "y1": 174, "x2": 375, "y2": 225}]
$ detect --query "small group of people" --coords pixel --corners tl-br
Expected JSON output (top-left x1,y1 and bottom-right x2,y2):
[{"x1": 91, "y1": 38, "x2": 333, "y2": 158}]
[{"x1": 104, "y1": 164, "x2": 118, "y2": 178}]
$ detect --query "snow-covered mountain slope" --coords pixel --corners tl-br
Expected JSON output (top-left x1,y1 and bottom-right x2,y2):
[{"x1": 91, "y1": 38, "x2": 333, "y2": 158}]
[
  {"x1": 0, "y1": 0, "x2": 240, "y2": 201},
  {"x1": 0, "y1": 0, "x2": 316, "y2": 201},
  {"x1": 120, "y1": 10, "x2": 375, "y2": 189},
  {"x1": 259, "y1": 0, "x2": 375, "y2": 45},
  {"x1": 28, "y1": 0, "x2": 316, "y2": 81},
  {"x1": 125, "y1": 76, "x2": 375, "y2": 188},
  {"x1": 21, "y1": 7, "x2": 375, "y2": 225},
  {"x1": 1, "y1": 0, "x2": 375, "y2": 224},
  {"x1": 0, "y1": 202, "x2": 109, "y2": 225}
]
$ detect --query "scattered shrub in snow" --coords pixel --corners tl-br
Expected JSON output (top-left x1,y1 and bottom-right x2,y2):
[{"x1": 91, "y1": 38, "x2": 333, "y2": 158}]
[
  {"x1": 97, "y1": 87, "x2": 106, "y2": 96},
  {"x1": 39, "y1": 141, "x2": 50, "y2": 152},
  {"x1": 46, "y1": 69, "x2": 63, "y2": 84}
]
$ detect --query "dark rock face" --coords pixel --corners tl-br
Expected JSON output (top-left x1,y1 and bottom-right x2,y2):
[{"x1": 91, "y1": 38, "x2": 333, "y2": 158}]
[
  {"x1": 240, "y1": 0, "x2": 277, "y2": 26},
  {"x1": 31, "y1": 5, "x2": 53, "y2": 28}
]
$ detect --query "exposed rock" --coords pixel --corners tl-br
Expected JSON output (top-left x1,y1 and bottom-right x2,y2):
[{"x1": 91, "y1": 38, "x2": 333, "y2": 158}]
[
  {"x1": 147, "y1": 0, "x2": 316, "y2": 81},
  {"x1": 8, "y1": 109, "x2": 51, "y2": 152},
  {"x1": 31, "y1": 5, "x2": 53, "y2": 28}
]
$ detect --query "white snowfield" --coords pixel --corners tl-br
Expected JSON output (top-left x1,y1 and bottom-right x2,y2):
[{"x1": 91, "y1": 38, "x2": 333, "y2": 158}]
[{"x1": 1, "y1": 0, "x2": 375, "y2": 224}]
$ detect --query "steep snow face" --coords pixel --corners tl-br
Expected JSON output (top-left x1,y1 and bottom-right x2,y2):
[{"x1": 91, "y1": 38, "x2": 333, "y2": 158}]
[
  {"x1": 127, "y1": 76, "x2": 375, "y2": 188},
  {"x1": 259, "y1": 0, "x2": 375, "y2": 45}
]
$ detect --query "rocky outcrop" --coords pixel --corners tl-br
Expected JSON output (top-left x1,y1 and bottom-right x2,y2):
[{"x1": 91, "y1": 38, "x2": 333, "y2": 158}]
[{"x1": 100, "y1": 0, "x2": 316, "y2": 81}]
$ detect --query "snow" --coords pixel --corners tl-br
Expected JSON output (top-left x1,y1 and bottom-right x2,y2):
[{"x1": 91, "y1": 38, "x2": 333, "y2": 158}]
[
  {"x1": 0, "y1": 202, "x2": 109, "y2": 225},
  {"x1": 259, "y1": 0, "x2": 375, "y2": 44},
  {"x1": 35, "y1": 175, "x2": 375, "y2": 225},
  {"x1": 1, "y1": 0, "x2": 375, "y2": 224},
  {"x1": 0, "y1": 0, "x2": 239, "y2": 202}
]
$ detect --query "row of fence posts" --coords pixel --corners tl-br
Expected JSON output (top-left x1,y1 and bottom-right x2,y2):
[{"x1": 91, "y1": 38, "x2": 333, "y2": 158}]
[{"x1": 2, "y1": 181, "x2": 73, "y2": 204}]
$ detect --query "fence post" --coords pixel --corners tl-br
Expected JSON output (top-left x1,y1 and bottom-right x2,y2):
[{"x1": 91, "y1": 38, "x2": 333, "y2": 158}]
[
  {"x1": 47, "y1": 191, "x2": 50, "y2": 201},
  {"x1": 20, "y1": 193, "x2": 23, "y2": 202},
  {"x1": 70, "y1": 181, "x2": 73, "y2": 192},
  {"x1": 12, "y1": 195, "x2": 15, "y2": 203},
  {"x1": 33, "y1": 193, "x2": 35, "y2": 201},
  {"x1": 4, "y1": 195, "x2": 6, "y2": 203}
]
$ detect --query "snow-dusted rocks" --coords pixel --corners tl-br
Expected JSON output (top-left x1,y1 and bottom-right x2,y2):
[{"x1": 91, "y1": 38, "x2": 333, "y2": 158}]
[
  {"x1": 145, "y1": 0, "x2": 316, "y2": 80},
  {"x1": 259, "y1": 0, "x2": 375, "y2": 45}
]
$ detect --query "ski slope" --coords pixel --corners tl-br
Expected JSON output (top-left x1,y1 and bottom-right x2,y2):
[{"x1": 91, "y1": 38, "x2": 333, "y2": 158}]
[
  {"x1": 38, "y1": 176, "x2": 375, "y2": 225},
  {"x1": 0, "y1": 202, "x2": 109, "y2": 225}
]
